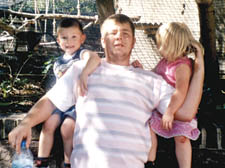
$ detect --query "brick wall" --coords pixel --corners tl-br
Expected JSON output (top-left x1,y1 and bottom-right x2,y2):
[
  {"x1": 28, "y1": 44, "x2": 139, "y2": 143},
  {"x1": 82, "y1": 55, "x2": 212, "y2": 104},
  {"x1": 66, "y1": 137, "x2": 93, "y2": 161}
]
[{"x1": 0, "y1": 113, "x2": 65, "y2": 167}]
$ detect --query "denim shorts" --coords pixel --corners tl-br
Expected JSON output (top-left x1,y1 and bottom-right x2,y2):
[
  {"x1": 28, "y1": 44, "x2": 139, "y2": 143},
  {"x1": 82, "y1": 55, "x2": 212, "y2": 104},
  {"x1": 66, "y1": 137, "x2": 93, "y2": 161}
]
[{"x1": 52, "y1": 106, "x2": 76, "y2": 123}]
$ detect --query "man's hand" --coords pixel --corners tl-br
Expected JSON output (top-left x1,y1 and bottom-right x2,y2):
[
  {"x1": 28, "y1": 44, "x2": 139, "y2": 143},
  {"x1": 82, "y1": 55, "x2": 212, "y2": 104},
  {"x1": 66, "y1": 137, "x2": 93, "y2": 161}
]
[
  {"x1": 8, "y1": 123, "x2": 32, "y2": 153},
  {"x1": 162, "y1": 113, "x2": 174, "y2": 130}
]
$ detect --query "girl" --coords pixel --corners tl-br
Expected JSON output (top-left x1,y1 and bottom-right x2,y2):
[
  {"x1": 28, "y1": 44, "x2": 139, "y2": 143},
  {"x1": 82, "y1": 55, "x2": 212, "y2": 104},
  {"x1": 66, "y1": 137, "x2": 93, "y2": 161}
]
[{"x1": 146, "y1": 22, "x2": 203, "y2": 168}]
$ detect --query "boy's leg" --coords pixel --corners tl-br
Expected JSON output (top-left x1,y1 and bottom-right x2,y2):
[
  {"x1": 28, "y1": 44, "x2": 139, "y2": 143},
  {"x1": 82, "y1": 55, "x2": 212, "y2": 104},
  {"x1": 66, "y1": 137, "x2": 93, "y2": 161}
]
[
  {"x1": 60, "y1": 117, "x2": 75, "y2": 167},
  {"x1": 36, "y1": 111, "x2": 61, "y2": 167},
  {"x1": 174, "y1": 136, "x2": 192, "y2": 168},
  {"x1": 38, "y1": 113, "x2": 61, "y2": 156}
]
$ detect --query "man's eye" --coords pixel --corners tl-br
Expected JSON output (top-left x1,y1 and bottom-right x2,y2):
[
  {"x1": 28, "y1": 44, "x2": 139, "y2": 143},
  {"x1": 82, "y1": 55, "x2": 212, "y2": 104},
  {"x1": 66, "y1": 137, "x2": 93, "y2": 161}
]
[
  {"x1": 109, "y1": 32, "x2": 117, "y2": 35},
  {"x1": 123, "y1": 33, "x2": 130, "y2": 37}
]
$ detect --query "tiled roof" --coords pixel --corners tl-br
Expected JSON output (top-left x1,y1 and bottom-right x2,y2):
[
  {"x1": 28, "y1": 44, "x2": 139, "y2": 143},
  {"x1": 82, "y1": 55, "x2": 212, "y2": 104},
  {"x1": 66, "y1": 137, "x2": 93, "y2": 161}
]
[{"x1": 118, "y1": 0, "x2": 200, "y2": 70}]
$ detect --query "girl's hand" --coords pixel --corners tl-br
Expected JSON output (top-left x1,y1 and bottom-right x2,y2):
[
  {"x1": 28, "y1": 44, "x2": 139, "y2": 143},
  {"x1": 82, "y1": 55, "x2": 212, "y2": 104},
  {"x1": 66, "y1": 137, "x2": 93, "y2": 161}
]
[
  {"x1": 191, "y1": 41, "x2": 204, "y2": 72},
  {"x1": 131, "y1": 60, "x2": 143, "y2": 69},
  {"x1": 77, "y1": 72, "x2": 88, "y2": 96},
  {"x1": 191, "y1": 41, "x2": 204, "y2": 59},
  {"x1": 162, "y1": 112, "x2": 174, "y2": 130}
]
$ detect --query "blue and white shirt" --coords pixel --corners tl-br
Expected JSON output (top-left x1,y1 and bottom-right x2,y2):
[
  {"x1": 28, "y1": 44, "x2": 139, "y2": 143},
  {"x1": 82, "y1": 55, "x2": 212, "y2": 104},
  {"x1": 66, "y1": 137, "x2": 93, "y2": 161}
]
[{"x1": 53, "y1": 48, "x2": 86, "y2": 79}]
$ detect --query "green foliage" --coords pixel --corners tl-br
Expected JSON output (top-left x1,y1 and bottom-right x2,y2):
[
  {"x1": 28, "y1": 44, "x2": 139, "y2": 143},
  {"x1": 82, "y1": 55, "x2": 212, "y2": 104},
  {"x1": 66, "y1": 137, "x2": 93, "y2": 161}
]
[
  {"x1": 0, "y1": 80, "x2": 12, "y2": 98},
  {"x1": 14, "y1": 78, "x2": 29, "y2": 89},
  {"x1": 80, "y1": 0, "x2": 97, "y2": 15},
  {"x1": 42, "y1": 58, "x2": 55, "y2": 74},
  {"x1": 0, "y1": 78, "x2": 30, "y2": 98},
  {"x1": 11, "y1": 0, "x2": 97, "y2": 15}
]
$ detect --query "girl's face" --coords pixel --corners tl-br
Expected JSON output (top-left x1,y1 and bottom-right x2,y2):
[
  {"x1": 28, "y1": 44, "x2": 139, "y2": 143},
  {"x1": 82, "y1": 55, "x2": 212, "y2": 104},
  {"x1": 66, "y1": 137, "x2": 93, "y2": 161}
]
[
  {"x1": 57, "y1": 26, "x2": 86, "y2": 56},
  {"x1": 157, "y1": 43, "x2": 169, "y2": 60}
]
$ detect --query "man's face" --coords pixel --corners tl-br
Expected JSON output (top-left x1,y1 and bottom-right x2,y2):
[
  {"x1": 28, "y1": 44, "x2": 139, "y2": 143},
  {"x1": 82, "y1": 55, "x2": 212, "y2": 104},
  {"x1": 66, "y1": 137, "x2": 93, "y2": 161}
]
[
  {"x1": 57, "y1": 26, "x2": 86, "y2": 56},
  {"x1": 101, "y1": 20, "x2": 136, "y2": 66}
]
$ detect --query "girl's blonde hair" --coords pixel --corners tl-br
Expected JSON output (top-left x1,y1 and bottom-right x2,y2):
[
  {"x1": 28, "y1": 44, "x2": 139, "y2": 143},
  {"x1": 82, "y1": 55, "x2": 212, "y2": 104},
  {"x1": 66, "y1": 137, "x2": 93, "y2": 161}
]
[{"x1": 156, "y1": 22, "x2": 199, "y2": 61}]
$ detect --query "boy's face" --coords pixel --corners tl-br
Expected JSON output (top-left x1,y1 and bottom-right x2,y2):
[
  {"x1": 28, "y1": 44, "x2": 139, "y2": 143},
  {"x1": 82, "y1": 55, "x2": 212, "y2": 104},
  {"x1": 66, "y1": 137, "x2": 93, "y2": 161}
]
[{"x1": 57, "y1": 26, "x2": 86, "y2": 56}]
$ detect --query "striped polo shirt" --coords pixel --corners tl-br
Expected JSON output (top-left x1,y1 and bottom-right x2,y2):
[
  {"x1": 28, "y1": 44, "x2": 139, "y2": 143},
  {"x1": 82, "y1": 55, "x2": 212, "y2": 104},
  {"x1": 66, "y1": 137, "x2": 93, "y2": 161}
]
[{"x1": 46, "y1": 60, "x2": 174, "y2": 168}]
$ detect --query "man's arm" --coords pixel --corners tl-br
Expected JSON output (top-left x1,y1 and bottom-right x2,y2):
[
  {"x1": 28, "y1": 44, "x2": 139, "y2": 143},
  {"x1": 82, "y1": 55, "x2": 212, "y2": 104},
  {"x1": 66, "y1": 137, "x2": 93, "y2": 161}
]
[
  {"x1": 8, "y1": 95, "x2": 56, "y2": 153},
  {"x1": 174, "y1": 42, "x2": 205, "y2": 121}
]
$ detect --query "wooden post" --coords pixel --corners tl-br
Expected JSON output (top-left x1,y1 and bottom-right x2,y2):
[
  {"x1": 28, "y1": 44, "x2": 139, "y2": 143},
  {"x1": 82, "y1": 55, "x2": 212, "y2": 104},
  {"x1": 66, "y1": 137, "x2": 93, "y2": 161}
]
[
  {"x1": 96, "y1": 0, "x2": 115, "y2": 25},
  {"x1": 196, "y1": 0, "x2": 220, "y2": 89},
  {"x1": 34, "y1": 0, "x2": 38, "y2": 31},
  {"x1": 44, "y1": 0, "x2": 50, "y2": 41},
  {"x1": 53, "y1": 0, "x2": 56, "y2": 35},
  {"x1": 77, "y1": 0, "x2": 80, "y2": 16}
]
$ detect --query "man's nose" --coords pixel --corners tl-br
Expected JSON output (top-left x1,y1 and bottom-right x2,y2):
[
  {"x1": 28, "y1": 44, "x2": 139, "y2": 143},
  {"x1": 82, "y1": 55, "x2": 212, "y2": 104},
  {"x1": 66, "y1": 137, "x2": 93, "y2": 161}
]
[{"x1": 115, "y1": 31, "x2": 122, "y2": 39}]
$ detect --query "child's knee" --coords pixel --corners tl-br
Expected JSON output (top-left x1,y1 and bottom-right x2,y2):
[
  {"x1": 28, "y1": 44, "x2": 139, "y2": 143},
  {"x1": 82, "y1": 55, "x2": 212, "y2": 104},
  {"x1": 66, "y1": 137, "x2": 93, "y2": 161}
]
[
  {"x1": 60, "y1": 120, "x2": 75, "y2": 138},
  {"x1": 42, "y1": 121, "x2": 56, "y2": 133},
  {"x1": 175, "y1": 136, "x2": 188, "y2": 144}
]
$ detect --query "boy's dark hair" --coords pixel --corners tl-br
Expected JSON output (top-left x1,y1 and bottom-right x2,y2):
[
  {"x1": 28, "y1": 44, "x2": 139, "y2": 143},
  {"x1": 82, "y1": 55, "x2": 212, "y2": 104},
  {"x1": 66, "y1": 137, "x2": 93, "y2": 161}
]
[
  {"x1": 101, "y1": 14, "x2": 135, "y2": 36},
  {"x1": 57, "y1": 18, "x2": 83, "y2": 33}
]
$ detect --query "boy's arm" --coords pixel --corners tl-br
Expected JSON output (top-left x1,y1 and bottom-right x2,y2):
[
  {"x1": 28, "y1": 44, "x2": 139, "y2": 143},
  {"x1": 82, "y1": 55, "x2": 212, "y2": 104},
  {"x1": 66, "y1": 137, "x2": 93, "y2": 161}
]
[
  {"x1": 78, "y1": 51, "x2": 101, "y2": 96},
  {"x1": 162, "y1": 64, "x2": 192, "y2": 130},
  {"x1": 80, "y1": 50, "x2": 101, "y2": 74}
]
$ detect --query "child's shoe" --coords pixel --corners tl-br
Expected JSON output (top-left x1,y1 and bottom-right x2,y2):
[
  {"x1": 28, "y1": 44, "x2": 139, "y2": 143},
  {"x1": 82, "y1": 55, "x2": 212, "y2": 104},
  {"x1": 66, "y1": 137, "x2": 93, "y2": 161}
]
[
  {"x1": 144, "y1": 161, "x2": 156, "y2": 168},
  {"x1": 64, "y1": 163, "x2": 71, "y2": 168},
  {"x1": 34, "y1": 157, "x2": 49, "y2": 168}
]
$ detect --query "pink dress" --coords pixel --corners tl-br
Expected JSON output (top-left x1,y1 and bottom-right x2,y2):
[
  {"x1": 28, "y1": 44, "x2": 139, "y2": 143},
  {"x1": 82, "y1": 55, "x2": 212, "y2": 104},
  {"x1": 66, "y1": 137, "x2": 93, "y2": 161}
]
[{"x1": 150, "y1": 57, "x2": 200, "y2": 140}]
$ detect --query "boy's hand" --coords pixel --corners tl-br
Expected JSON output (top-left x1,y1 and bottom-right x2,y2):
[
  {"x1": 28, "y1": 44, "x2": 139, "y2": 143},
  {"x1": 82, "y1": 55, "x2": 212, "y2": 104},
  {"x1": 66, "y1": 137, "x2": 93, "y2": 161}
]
[
  {"x1": 131, "y1": 60, "x2": 143, "y2": 69},
  {"x1": 77, "y1": 72, "x2": 88, "y2": 96},
  {"x1": 161, "y1": 112, "x2": 174, "y2": 130}
]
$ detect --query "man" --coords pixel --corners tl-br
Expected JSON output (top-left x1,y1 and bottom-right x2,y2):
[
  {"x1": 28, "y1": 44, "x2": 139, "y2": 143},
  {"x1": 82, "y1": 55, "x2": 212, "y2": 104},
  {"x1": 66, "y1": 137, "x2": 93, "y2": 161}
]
[{"x1": 9, "y1": 14, "x2": 204, "y2": 168}]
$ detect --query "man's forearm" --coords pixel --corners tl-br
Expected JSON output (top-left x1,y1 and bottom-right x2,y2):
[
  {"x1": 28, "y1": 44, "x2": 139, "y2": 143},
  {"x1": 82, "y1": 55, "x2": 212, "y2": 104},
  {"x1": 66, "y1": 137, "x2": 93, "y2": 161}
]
[{"x1": 21, "y1": 95, "x2": 56, "y2": 128}]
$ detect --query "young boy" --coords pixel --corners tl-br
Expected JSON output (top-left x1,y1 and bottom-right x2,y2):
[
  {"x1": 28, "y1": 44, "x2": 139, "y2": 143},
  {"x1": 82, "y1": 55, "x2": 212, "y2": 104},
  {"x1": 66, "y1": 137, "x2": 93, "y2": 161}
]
[{"x1": 35, "y1": 18, "x2": 100, "y2": 168}]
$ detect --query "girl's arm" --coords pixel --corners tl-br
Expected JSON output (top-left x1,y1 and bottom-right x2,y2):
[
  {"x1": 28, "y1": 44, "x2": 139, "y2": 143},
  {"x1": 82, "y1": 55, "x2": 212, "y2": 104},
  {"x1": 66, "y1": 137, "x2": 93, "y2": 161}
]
[
  {"x1": 162, "y1": 63, "x2": 192, "y2": 130},
  {"x1": 78, "y1": 51, "x2": 101, "y2": 96},
  {"x1": 174, "y1": 41, "x2": 205, "y2": 121}
]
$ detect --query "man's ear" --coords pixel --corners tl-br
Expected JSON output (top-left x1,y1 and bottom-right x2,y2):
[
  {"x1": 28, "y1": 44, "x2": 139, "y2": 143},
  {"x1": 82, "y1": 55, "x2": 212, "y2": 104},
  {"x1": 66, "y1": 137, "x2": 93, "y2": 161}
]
[
  {"x1": 132, "y1": 37, "x2": 136, "y2": 48},
  {"x1": 101, "y1": 37, "x2": 106, "y2": 49}
]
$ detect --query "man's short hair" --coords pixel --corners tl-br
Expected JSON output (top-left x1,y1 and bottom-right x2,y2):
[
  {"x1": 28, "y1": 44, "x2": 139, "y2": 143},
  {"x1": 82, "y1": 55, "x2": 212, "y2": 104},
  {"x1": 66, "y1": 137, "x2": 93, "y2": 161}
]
[{"x1": 101, "y1": 14, "x2": 135, "y2": 36}]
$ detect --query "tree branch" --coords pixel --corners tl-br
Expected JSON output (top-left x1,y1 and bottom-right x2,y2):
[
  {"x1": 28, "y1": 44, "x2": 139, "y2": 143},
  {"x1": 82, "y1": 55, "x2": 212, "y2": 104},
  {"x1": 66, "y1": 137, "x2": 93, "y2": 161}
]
[{"x1": 1, "y1": 9, "x2": 98, "y2": 21}]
